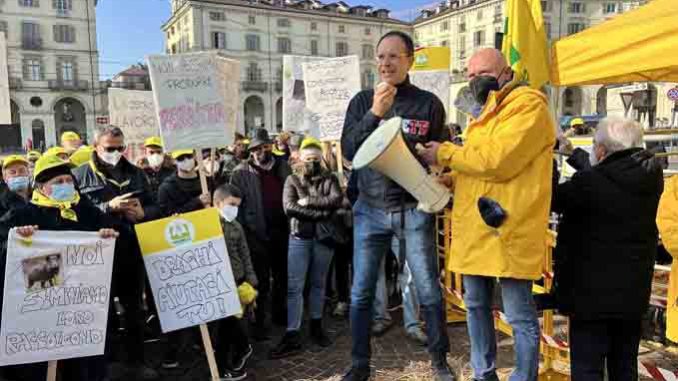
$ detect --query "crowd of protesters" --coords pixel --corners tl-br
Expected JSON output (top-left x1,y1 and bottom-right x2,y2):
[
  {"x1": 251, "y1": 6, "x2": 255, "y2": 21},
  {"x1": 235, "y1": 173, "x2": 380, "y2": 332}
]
[{"x1": 0, "y1": 30, "x2": 675, "y2": 381}]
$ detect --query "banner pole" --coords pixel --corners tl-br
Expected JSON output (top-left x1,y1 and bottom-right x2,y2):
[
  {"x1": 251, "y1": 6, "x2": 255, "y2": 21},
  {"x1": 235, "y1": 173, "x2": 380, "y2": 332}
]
[{"x1": 46, "y1": 360, "x2": 57, "y2": 381}]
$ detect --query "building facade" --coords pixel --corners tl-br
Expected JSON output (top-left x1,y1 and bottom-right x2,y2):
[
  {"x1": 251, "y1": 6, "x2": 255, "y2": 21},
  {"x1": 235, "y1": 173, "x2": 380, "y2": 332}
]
[
  {"x1": 162, "y1": 0, "x2": 411, "y2": 135},
  {"x1": 413, "y1": 0, "x2": 674, "y2": 129},
  {"x1": 2, "y1": 0, "x2": 103, "y2": 151}
]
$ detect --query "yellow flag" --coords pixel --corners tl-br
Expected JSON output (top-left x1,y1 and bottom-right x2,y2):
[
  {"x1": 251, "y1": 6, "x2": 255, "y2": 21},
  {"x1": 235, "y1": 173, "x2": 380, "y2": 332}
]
[{"x1": 502, "y1": 0, "x2": 550, "y2": 89}]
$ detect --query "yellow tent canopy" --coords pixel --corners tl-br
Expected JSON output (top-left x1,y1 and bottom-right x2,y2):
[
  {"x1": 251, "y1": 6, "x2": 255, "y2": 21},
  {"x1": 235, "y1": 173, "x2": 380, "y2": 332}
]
[{"x1": 550, "y1": 0, "x2": 678, "y2": 86}]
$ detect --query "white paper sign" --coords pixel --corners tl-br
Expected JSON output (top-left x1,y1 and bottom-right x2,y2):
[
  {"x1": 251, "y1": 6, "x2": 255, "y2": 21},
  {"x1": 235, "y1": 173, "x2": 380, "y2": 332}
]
[
  {"x1": 410, "y1": 71, "x2": 451, "y2": 115},
  {"x1": 0, "y1": 32, "x2": 11, "y2": 125},
  {"x1": 108, "y1": 88, "x2": 159, "y2": 146},
  {"x1": 282, "y1": 55, "x2": 328, "y2": 133},
  {"x1": 146, "y1": 52, "x2": 240, "y2": 151},
  {"x1": 0, "y1": 230, "x2": 116, "y2": 366},
  {"x1": 302, "y1": 56, "x2": 361, "y2": 141},
  {"x1": 135, "y1": 209, "x2": 241, "y2": 333}
]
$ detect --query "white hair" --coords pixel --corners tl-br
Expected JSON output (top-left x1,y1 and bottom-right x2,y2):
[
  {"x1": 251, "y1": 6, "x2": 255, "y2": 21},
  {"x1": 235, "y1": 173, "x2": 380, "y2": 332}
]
[{"x1": 595, "y1": 116, "x2": 644, "y2": 154}]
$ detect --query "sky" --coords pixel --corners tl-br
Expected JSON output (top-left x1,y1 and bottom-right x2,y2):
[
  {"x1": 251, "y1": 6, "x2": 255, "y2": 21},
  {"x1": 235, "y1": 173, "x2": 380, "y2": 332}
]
[{"x1": 95, "y1": 0, "x2": 437, "y2": 79}]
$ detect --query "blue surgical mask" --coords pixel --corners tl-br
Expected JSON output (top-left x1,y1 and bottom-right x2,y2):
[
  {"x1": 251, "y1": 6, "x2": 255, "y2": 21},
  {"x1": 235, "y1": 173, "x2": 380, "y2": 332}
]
[
  {"x1": 7, "y1": 176, "x2": 30, "y2": 192},
  {"x1": 49, "y1": 183, "x2": 76, "y2": 202}
]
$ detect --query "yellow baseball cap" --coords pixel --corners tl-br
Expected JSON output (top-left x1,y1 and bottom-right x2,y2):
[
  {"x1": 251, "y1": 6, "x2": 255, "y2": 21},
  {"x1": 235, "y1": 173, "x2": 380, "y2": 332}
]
[
  {"x1": 2, "y1": 155, "x2": 29, "y2": 169},
  {"x1": 61, "y1": 131, "x2": 81, "y2": 143},
  {"x1": 45, "y1": 146, "x2": 68, "y2": 158},
  {"x1": 33, "y1": 154, "x2": 72, "y2": 182},
  {"x1": 26, "y1": 150, "x2": 42, "y2": 161},
  {"x1": 69, "y1": 145, "x2": 95, "y2": 167},
  {"x1": 144, "y1": 136, "x2": 163, "y2": 148},
  {"x1": 171, "y1": 149, "x2": 194, "y2": 159},
  {"x1": 570, "y1": 117, "x2": 585, "y2": 127},
  {"x1": 300, "y1": 137, "x2": 322, "y2": 151}
]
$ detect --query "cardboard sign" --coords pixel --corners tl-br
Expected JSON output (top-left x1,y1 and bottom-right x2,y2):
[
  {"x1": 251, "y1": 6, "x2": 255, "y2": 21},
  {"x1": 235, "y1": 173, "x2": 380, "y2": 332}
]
[
  {"x1": 146, "y1": 52, "x2": 240, "y2": 151},
  {"x1": 302, "y1": 56, "x2": 361, "y2": 141},
  {"x1": 0, "y1": 32, "x2": 11, "y2": 125},
  {"x1": 282, "y1": 55, "x2": 328, "y2": 133},
  {"x1": 135, "y1": 208, "x2": 241, "y2": 333},
  {"x1": 108, "y1": 88, "x2": 159, "y2": 146},
  {"x1": 0, "y1": 231, "x2": 116, "y2": 366}
]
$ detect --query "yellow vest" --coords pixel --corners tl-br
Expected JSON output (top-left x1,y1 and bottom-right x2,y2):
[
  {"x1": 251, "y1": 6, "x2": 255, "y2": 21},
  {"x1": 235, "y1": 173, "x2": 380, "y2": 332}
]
[{"x1": 657, "y1": 176, "x2": 678, "y2": 342}]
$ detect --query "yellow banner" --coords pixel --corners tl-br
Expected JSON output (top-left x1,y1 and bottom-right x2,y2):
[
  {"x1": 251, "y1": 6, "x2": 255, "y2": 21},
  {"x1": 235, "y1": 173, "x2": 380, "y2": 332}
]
[
  {"x1": 411, "y1": 47, "x2": 450, "y2": 71},
  {"x1": 134, "y1": 208, "x2": 223, "y2": 256}
]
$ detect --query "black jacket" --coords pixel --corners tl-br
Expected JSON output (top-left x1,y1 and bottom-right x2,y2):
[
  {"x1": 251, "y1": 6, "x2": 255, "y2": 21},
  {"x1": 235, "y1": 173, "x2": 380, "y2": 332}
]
[
  {"x1": 137, "y1": 156, "x2": 175, "y2": 197},
  {"x1": 0, "y1": 183, "x2": 28, "y2": 218},
  {"x1": 341, "y1": 77, "x2": 449, "y2": 211},
  {"x1": 72, "y1": 156, "x2": 162, "y2": 222},
  {"x1": 553, "y1": 148, "x2": 664, "y2": 320},
  {"x1": 283, "y1": 165, "x2": 343, "y2": 239},
  {"x1": 157, "y1": 173, "x2": 205, "y2": 216},
  {"x1": 231, "y1": 158, "x2": 291, "y2": 242}
]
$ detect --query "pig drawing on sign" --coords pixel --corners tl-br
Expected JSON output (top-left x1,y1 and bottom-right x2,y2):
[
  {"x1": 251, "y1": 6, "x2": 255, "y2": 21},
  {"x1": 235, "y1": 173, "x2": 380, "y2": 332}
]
[{"x1": 22, "y1": 254, "x2": 63, "y2": 292}]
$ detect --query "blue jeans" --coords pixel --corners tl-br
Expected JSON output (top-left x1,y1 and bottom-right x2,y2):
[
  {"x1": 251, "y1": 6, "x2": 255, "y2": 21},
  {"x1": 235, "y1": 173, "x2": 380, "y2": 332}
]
[
  {"x1": 374, "y1": 242, "x2": 421, "y2": 331},
  {"x1": 350, "y1": 200, "x2": 449, "y2": 368},
  {"x1": 287, "y1": 237, "x2": 334, "y2": 331},
  {"x1": 463, "y1": 276, "x2": 540, "y2": 381}
]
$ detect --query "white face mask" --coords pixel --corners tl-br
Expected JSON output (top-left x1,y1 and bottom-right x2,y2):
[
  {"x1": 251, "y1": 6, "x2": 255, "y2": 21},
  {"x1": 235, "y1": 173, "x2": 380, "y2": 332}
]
[
  {"x1": 147, "y1": 154, "x2": 164, "y2": 168},
  {"x1": 220, "y1": 205, "x2": 239, "y2": 222},
  {"x1": 100, "y1": 151, "x2": 122, "y2": 166},
  {"x1": 177, "y1": 158, "x2": 196, "y2": 172}
]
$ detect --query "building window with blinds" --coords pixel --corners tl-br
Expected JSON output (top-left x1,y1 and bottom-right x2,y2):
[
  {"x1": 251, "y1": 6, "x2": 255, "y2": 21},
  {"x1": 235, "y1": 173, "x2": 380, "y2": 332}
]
[
  {"x1": 245, "y1": 34, "x2": 260, "y2": 51},
  {"x1": 22, "y1": 22, "x2": 41, "y2": 49},
  {"x1": 247, "y1": 63, "x2": 262, "y2": 82},
  {"x1": 53, "y1": 25, "x2": 75, "y2": 43},
  {"x1": 211, "y1": 31, "x2": 226, "y2": 49},
  {"x1": 335, "y1": 42, "x2": 348, "y2": 57},
  {"x1": 19, "y1": 0, "x2": 39, "y2": 8},
  {"x1": 54, "y1": 0, "x2": 72, "y2": 15},
  {"x1": 278, "y1": 37, "x2": 291, "y2": 54},
  {"x1": 23, "y1": 58, "x2": 42, "y2": 81}
]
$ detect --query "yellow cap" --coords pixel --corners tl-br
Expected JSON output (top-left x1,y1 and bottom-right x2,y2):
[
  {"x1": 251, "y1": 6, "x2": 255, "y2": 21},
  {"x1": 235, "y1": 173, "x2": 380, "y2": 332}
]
[
  {"x1": 238, "y1": 282, "x2": 258, "y2": 306},
  {"x1": 69, "y1": 145, "x2": 95, "y2": 167},
  {"x1": 144, "y1": 136, "x2": 163, "y2": 148},
  {"x1": 2, "y1": 155, "x2": 29, "y2": 169},
  {"x1": 300, "y1": 137, "x2": 322, "y2": 151},
  {"x1": 45, "y1": 146, "x2": 68, "y2": 158},
  {"x1": 26, "y1": 150, "x2": 42, "y2": 161},
  {"x1": 61, "y1": 131, "x2": 81, "y2": 143},
  {"x1": 171, "y1": 149, "x2": 194, "y2": 159},
  {"x1": 570, "y1": 117, "x2": 585, "y2": 127},
  {"x1": 242, "y1": 139, "x2": 251, "y2": 145},
  {"x1": 33, "y1": 154, "x2": 70, "y2": 181}
]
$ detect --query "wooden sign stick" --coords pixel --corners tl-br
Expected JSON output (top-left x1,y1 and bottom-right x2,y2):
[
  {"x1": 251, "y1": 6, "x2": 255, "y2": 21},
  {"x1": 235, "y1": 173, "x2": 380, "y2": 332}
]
[
  {"x1": 194, "y1": 148, "x2": 221, "y2": 381},
  {"x1": 46, "y1": 360, "x2": 57, "y2": 381}
]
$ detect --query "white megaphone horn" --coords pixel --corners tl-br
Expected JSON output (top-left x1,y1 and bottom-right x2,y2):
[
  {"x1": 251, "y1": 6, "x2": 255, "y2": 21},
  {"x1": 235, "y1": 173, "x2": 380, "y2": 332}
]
[{"x1": 352, "y1": 117, "x2": 451, "y2": 213}]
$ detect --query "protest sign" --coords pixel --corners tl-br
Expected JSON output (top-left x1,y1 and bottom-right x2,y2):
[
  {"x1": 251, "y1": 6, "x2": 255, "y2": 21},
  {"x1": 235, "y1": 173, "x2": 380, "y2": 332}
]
[
  {"x1": 410, "y1": 47, "x2": 451, "y2": 116},
  {"x1": 0, "y1": 231, "x2": 116, "y2": 366},
  {"x1": 282, "y1": 55, "x2": 327, "y2": 133},
  {"x1": 302, "y1": 56, "x2": 360, "y2": 141},
  {"x1": 0, "y1": 32, "x2": 11, "y2": 125},
  {"x1": 146, "y1": 52, "x2": 240, "y2": 151},
  {"x1": 135, "y1": 208, "x2": 241, "y2": 333},
  {"x1": 108, "y1": 88, "x2": 159, "y2": 146}
]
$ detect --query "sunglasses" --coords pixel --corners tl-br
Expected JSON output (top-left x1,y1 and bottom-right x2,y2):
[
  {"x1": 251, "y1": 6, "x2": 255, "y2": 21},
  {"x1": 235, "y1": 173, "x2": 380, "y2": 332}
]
[{"x1": 103, "y1": 146, "x2": 126, "y2": 153}]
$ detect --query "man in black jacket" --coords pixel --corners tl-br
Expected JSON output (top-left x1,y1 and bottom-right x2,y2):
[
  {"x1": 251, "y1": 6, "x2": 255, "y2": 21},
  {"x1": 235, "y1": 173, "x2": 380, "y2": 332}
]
[
  {"x1": 340, "y1": 31, "x2": 452, "y2": 381},
  {"x1": 136, "y1": 136, "x2": 175, "y2": 197},
  {"x1": 158, "y1": 150, "x2": 211, "y2": 216},
  {"x1": 553, "y1": 116, "x2": 664, "y2": 381},
  {"x1": 72, "y1": 125, "x2": 161, "y2": 380},
  {"x1": 231, "y1": 128, "x2": 292, "y2": 336}
]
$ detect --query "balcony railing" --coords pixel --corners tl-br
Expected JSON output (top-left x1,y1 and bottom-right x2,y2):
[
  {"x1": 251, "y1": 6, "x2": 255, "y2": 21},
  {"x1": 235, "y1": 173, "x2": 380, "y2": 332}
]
[
  {"x1": 48, "y1": 79, "x2": 89, "y2": 91},
  {"x1": 22, "y1": 38, "x2": 42, "y2": 50},
  {"x1": 242, "y1": 81, "x2": 268, "y2": 92}
]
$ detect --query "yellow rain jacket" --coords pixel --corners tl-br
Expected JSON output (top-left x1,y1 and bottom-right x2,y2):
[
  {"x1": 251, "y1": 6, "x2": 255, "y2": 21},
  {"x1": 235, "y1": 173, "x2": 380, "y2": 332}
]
[
  {"x1": 657, "y1": 176, "x2": 678, "y2": 342},
  {"x1": 438, "y1": 84, "x2": 555, "y2": 280}
]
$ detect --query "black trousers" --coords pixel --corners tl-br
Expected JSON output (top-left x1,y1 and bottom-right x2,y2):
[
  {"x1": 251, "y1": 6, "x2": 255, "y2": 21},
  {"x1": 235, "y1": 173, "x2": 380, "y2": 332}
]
[
  {"x1": 570, "y1": 318, "x2": 641, "y2": 381},
  {"x1": 216, "y1": 316, "x2": 249, "y2": 372},
  {"x1": 248, "y1": 230, "x2": 288, "y2": 329}
]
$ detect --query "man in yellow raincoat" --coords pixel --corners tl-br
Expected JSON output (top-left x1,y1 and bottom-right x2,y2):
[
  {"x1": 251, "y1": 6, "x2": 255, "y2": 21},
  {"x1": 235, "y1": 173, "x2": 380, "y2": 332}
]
[
  {"x1": 420, "y1": 48, "x2": 555, "y2": 381},
  {"x1": 658, "y1": 175, "x2": 678, "y2": 343}
]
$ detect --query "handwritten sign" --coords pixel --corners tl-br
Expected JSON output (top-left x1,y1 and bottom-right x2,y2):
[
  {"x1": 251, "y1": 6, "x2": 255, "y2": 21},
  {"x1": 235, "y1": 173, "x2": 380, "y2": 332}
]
[
  {"x1": 410, "y1": 47, "x2": 451, "y2": 117},
  {"x1": 135, "y1": 208, "x2": 241, "y2": 333},
  {"x1": 146, "y1": 52, "x2": 240, "y2": 151},
  {"x1": 282, "y1": 55, "x2": 328, "y2": 133},
  {"x1": 108, "y1": 88, "x2": 159, "y2": 146},
  {"x1": 302, "y1": 56, "x2": 360, "y2": 141},
  {"x1": 0, "y1": 231, "x2": 116, "y2": 366},
  {"x1": 0, "y1": 32, "x2": 11, "y2": 125}
]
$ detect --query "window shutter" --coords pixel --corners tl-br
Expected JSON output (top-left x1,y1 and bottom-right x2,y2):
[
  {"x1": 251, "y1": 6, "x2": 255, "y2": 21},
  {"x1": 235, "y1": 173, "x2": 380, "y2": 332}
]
[
  {"x1": 22, "y1": 59, "x2": 29, "y2": 80},
  {"x1": 72, "y1": 60, "x2": 78, "y2": 83},
  {"x1": 39, "y1": 59, "x2": 44, "y2": 80},
  {"x1": 68, "y1": 0, "x2": 72, "y2": 10},
  {"x1": 56, "y1": 59, "x2": 63, "y2": 81},
  {"x1": 53, "y1": 25, "x2": 59, "y2": 42},
  {"x1": 34, "y1": 0, "x2": 39, "y2": 7},
  {"x1": 70, "y1": 26, "x2": 75, "y2": 43},
  {"x1": 52, "y1": 0, "x2": 56, "y2": 9}
]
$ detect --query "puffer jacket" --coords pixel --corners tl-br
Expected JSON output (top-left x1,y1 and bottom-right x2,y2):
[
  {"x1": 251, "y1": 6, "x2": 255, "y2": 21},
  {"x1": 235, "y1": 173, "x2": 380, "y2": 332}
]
[
  {"x1": 438, "y1": 82, "x2": 556, "y2": 280},
  {"x1": 658, "y1": 176, "x2": 678, "y2": 341},
  {"x1": 221, "y1": 218, "x2": 258, "y2": 286},
  {"x1": 282, "y1": 164, "x2": 343, "y2": 239}
]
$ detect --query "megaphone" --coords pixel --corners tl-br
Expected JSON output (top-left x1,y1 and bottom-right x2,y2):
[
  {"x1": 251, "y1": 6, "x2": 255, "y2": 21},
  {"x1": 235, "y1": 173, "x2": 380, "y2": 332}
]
[{"x1": 352, "y1": 117, "x2": 451, "y2": 213}]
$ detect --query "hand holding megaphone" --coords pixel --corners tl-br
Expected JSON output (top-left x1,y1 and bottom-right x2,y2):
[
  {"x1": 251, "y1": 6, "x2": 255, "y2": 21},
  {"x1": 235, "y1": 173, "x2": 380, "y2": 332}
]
[{"x1": 371, "y1": 82, "x2": 397, "y2": 118}]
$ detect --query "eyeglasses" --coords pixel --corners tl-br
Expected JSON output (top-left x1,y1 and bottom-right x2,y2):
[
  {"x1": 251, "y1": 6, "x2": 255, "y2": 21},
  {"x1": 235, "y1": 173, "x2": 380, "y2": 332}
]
[
  {"x1": 103, "y1": 146, "x2": 126, "y2": 153},
  {"x1": 375, "y1": 53, "x2": 410, "y2": 64}
]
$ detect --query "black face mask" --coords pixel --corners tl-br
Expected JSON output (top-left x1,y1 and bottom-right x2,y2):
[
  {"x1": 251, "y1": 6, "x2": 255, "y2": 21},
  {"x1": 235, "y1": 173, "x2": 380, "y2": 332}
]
[
  {"x1": 305, "y1": 161, "x2": 322, "y2": 176},
  {"x1": 469, "y1": 75, "x2": 500, "y2": 106},
  {"x1": 257, "y1": 150, "x2": 273, "y2": 165}
]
